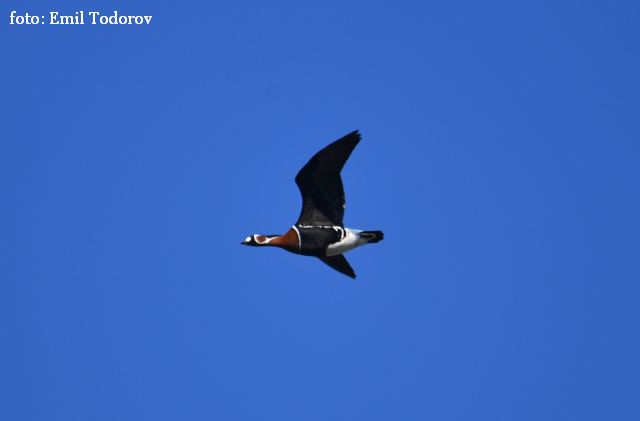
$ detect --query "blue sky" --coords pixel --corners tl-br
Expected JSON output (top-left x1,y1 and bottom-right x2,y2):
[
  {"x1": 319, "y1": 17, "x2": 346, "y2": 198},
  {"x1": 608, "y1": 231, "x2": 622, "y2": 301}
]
[{"x1": 2, "y1": 1, "x2": 639, "y2": 419}]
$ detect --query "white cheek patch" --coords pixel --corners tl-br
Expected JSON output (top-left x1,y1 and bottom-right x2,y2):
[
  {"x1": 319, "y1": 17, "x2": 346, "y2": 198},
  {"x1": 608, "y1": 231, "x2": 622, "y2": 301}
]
[{"x1": 245, "y1": 236, "x2": 252, "y2": 243}]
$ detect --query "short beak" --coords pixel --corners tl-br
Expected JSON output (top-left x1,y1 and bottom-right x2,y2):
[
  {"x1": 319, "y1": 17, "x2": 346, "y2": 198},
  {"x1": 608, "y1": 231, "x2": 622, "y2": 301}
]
[{"x1": 241, "y1": 240, "x2": 249, "y2": 245}]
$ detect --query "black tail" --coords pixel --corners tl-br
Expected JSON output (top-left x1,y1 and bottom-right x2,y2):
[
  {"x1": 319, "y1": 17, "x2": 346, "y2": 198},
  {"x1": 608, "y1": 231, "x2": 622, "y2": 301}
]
[{"x1": 361, "y1": 231, "x2": 384, "y2": 243}]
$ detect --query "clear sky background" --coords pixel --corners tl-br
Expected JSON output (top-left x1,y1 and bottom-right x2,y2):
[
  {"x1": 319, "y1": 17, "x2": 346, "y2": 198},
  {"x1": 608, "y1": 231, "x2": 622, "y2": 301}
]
[{"x1": 2, "y1": 1, "x2": 639, "y2": 420}]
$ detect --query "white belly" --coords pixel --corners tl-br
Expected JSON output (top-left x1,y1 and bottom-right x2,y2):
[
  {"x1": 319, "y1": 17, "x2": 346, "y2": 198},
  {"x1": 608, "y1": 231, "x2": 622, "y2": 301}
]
[{"x1": 325, "y1": 228, "x2": 368, "y2": 256}]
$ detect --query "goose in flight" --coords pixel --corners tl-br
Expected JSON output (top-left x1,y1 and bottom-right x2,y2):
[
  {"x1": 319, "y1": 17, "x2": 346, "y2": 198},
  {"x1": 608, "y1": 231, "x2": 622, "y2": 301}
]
[{"x1": 241, "y1": 131, "x2": 383, "y2": 278}]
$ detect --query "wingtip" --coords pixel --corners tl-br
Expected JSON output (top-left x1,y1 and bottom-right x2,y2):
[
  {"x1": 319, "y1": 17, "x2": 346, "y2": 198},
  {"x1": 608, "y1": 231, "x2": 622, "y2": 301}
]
[{"x1": 339, "y1": 130, "x2": 361, "y2": 148}]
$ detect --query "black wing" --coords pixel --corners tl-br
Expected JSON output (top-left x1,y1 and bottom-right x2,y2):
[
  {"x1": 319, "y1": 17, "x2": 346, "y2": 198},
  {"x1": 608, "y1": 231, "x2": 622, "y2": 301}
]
[
  {"x1": 295, "y1": 131, "x2": 361, "y2": 227},
  {"x1": 317, "y1": 255, "x2": 356, "y2": 279}
]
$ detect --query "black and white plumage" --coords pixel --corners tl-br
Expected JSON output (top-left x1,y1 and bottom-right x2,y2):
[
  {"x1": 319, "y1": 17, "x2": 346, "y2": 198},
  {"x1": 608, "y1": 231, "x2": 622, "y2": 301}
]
[{"x1": 241, "y1": 131, "x2": 384, "y2": 278}]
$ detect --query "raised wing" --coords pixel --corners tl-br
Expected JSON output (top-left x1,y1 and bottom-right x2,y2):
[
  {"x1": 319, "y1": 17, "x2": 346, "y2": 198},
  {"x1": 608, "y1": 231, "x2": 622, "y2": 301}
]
[
  {"x1": 295, "y1": 131, "x2": 361, "y2": 226},
  {"x1": 317, "y1": 254, "x2": 356, "y2": 279}
]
